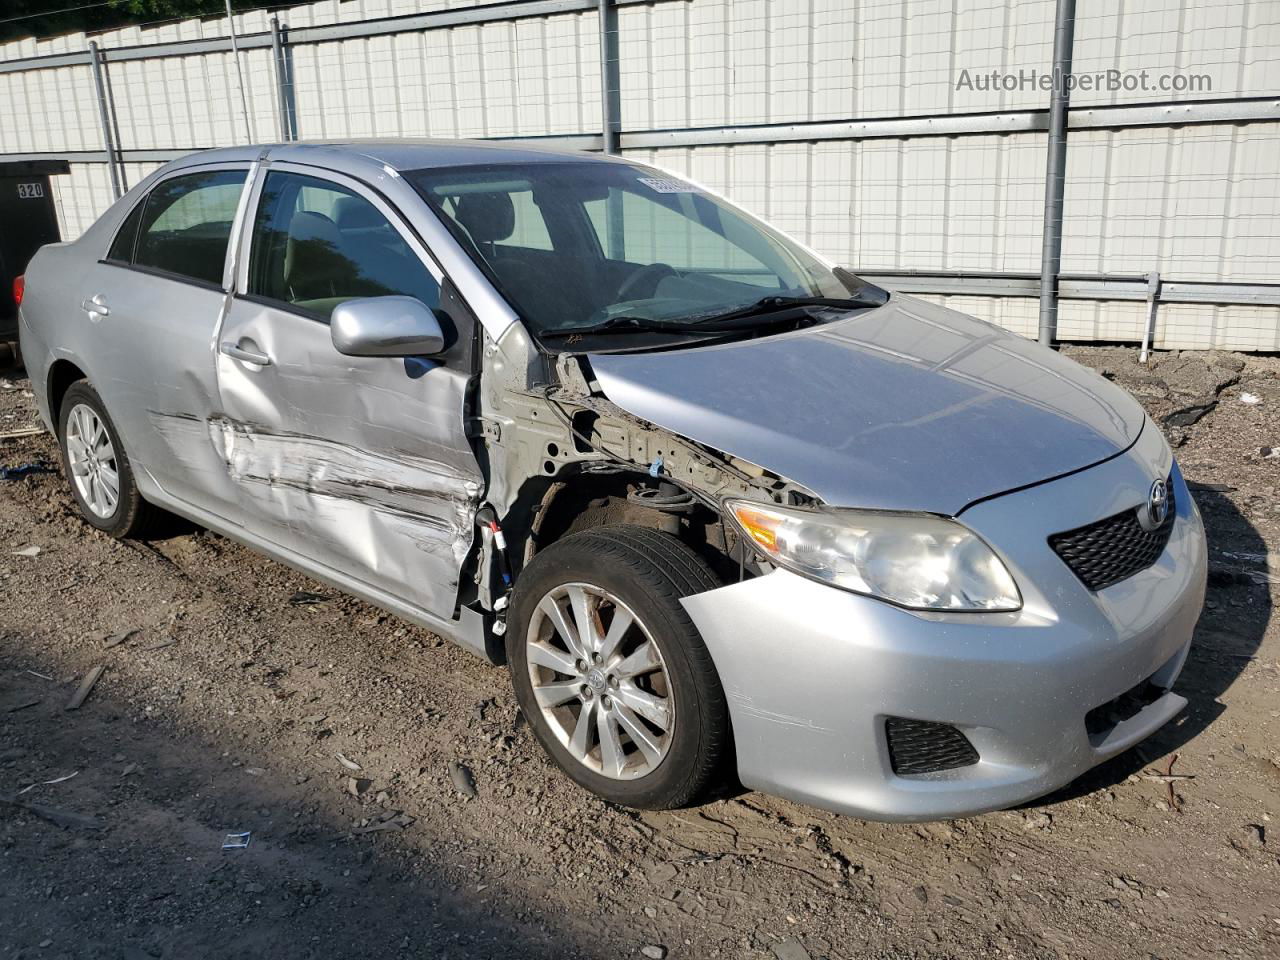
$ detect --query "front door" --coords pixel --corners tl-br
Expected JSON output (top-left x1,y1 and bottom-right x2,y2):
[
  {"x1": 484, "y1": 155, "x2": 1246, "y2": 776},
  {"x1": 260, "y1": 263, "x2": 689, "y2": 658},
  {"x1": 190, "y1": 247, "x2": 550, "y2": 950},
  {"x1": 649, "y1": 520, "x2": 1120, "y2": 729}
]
[{"x1": 214, "y1": 164, "x2": 482, "y2": 620}]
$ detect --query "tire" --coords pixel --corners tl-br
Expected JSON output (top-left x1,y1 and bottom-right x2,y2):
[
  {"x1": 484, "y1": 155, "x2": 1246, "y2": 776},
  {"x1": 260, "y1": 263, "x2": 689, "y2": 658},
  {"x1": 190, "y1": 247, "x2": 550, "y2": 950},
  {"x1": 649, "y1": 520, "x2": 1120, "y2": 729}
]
[
  {"x1": 506, "y1": 524, "x2": 729, "y2": 809},
  {"x1": 57, "y1": 380, "x2": 164, "y2": 539}
]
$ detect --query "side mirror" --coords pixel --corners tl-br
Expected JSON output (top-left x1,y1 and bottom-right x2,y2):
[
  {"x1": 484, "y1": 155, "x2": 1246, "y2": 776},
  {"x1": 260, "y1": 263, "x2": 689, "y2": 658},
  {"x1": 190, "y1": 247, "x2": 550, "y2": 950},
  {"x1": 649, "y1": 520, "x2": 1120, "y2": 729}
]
[{"x1": 330, "y1": 296, "x2": 445, "y2": 357}]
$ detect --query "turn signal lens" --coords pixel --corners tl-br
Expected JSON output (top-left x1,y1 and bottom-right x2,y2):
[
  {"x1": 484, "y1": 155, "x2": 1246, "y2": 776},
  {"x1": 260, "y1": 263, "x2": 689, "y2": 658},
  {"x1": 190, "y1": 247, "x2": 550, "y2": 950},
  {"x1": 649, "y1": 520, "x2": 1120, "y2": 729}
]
[
  {"x1": 725, "y1": 499, "x2": 1022, "y2": 612},
  {"x1": 732, "y1": 504, "x2": 781, "y2": 551},
  {"x1": 12, "y1": 274, "x2": 24, "y2": 306}
]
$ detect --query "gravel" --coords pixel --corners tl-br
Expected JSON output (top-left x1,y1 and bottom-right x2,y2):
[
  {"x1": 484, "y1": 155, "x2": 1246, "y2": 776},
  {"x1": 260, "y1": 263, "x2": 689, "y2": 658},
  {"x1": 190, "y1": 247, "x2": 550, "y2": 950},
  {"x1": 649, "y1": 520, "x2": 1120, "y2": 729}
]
[{"x1": 1, "y1": 345, "x2": 1278, "y2": 959}]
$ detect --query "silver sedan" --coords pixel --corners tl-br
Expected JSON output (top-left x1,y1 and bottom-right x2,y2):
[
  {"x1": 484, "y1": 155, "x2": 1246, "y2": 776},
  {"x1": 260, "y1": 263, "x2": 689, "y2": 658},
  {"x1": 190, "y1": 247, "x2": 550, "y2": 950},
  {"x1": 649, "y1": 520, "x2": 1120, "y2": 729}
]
[{"x1": 18, "y1": 141, "x2": 1206, "y2": 820}]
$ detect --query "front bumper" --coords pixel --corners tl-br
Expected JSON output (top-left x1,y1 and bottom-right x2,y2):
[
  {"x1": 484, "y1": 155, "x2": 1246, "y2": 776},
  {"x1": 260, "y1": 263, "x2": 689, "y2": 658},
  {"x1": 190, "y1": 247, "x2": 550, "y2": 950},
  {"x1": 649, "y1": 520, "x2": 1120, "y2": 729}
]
[{"x1": 683, "y1": 422, "x2": 1207, "y2": 821}]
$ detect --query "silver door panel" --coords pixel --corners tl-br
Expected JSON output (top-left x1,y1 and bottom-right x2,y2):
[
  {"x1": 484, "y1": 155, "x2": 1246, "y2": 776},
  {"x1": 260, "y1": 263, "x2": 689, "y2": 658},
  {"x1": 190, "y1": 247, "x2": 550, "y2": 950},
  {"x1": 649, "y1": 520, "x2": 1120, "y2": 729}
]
[
  {"x1": 215, "y1": 162, "x2": 482, "y2": 619},
  {"x1": 80, "y1": 161, "x2": 253, "y2": 515},
  {"x1": 81, "y1": 263, "x2": 237, "y2": 514},
  {"x1": 215, "y1": 304, "x2": 480, "y2": 615}
]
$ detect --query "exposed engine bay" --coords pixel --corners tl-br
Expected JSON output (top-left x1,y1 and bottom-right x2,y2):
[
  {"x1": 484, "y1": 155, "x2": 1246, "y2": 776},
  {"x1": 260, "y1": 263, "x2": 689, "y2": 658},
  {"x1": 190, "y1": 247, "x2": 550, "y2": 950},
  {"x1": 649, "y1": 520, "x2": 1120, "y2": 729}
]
[{"x1": 464, "y1": 323, "x2": 812, "y2": 652}]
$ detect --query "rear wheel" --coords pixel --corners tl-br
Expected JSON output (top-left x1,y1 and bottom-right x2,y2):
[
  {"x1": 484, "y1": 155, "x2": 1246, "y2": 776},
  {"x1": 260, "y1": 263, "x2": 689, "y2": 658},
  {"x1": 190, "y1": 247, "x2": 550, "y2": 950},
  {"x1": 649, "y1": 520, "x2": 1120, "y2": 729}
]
[
  {"x1": 507, "y1": 525, "x2": 729, "y2": 809},
  {"x1": 57, "y1": 380, "x2": 163, "y2": 538}
]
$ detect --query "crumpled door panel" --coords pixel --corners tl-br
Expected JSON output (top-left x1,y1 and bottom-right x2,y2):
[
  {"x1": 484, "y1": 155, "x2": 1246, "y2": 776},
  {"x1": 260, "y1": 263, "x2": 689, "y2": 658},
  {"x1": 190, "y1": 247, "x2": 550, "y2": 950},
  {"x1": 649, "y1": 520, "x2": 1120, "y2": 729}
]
[{"x1": 213, "y1": 299, "x2": 482, "y2": 621}]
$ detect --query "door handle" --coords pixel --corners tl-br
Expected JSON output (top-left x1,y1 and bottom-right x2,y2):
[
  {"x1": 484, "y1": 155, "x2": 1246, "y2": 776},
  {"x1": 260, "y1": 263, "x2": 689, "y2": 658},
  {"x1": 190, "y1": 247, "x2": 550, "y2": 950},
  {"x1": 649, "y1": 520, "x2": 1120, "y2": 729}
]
[
  {"x1": 220, "y1": 341, "x2": 272, "y2": 366},
  {"x1": 81, "y1": 295, "x2": 110, "y2": 318}
]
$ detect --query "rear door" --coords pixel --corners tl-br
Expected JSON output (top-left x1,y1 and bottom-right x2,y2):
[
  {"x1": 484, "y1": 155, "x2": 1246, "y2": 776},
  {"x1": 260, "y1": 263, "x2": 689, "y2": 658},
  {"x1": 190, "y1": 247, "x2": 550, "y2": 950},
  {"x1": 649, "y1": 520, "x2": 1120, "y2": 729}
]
[
  {"x1": 77, "y1": 163, "x2": 251, "y2": 516},
  {"x1": 214, "y1": 163, "x2": 482, "y2": 619}
]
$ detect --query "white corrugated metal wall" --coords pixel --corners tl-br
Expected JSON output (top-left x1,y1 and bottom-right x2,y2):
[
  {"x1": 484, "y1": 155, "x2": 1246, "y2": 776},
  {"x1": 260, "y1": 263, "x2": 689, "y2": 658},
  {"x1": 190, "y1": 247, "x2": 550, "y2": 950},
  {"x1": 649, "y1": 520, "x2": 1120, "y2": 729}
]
[{"x1": 1, "y1": 0, "x2": 1277, "y2": 349}]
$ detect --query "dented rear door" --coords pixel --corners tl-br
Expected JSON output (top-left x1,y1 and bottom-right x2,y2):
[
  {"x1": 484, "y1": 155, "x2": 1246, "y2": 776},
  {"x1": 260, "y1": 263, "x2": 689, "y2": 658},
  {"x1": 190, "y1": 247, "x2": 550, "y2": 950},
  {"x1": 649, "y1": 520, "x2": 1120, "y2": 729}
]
[
  {"x1": 92, "y1": 163, "x2": 251, "y2": 517},
  {"x1": 213, "y1": 163, "x2": 482, "y2": 619}
]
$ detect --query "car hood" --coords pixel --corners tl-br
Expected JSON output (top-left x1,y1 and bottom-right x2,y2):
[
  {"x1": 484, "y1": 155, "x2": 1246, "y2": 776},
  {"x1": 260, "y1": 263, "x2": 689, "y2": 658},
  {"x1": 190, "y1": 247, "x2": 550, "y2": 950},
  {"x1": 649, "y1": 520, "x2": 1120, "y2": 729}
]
[{"x1": 588, "y1": 295, "x2": 1146, "y2": 515}]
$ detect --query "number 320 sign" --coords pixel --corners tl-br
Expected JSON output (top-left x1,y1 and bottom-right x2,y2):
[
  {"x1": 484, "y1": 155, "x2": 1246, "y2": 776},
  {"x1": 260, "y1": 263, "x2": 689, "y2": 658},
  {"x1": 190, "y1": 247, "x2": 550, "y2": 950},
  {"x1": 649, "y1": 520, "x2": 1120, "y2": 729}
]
[{"x1": 17, "y1": 182, "x2": 44, "y2": 199}]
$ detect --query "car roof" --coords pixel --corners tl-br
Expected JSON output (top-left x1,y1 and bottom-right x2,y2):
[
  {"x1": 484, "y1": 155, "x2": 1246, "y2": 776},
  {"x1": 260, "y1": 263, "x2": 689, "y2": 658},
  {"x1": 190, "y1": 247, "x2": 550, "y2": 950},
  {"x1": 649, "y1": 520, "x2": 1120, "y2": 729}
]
[{"x1": 165, "y1": 138, "x2": 628, "y2": 176}]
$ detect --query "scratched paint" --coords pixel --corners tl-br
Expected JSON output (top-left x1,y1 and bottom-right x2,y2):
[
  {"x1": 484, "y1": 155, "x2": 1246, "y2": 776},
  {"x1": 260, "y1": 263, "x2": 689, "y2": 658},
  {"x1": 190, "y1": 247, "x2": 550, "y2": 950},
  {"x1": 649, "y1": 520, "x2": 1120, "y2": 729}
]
[
  {"x1": 730, "y1": 695, "x2": 837, "y2": 735},
  {"x1": 150, "y1": 411, "x2": 477, "y2": 607}
]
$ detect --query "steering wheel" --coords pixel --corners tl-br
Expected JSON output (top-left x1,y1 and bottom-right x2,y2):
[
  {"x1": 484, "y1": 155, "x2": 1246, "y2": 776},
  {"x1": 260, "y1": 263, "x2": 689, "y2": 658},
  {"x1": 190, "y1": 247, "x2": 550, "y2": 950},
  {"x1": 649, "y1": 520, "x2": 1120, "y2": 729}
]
[{"x1": 615, "y1": 263, "x2": 678, "y2": 303}]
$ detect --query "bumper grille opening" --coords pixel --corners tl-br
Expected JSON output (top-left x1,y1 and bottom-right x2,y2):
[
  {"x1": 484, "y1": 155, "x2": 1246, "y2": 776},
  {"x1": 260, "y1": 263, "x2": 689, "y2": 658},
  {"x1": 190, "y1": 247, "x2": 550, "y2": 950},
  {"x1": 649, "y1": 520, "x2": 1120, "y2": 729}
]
[
  {"x1": 885, "y1": 717, "x2": 979, "y2": 775},
  {"x1": 1084, "y1": 676, "x2": 1165, "y2": 744},
  {"x1": 1048, "y1": 477, "x2": 1175, "y2": 591}
]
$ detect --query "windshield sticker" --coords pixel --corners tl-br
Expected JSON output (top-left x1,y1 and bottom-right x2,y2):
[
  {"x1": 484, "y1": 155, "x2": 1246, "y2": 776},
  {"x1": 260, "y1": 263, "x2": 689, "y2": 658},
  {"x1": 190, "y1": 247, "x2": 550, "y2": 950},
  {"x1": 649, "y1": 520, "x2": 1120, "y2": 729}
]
[{"x1": 637, "y1": 177, "x2": 701, "y2": 194}]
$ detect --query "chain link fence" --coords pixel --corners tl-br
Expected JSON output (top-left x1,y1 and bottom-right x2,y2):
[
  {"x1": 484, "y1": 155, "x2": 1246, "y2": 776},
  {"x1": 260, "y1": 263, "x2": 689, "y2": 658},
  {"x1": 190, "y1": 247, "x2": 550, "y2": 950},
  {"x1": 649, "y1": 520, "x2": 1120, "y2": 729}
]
[{"x1": 1, "y1": 0, "x2": 1278, "y2": 349}]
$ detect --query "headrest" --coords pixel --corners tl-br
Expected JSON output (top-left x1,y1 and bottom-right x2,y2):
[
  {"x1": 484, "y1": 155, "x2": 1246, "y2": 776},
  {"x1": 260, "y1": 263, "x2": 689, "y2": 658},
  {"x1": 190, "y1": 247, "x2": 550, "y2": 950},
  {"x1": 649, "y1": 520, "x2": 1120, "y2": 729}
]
[
  {"x1": 288, "y1": 210, "x2": 340, "y2": 247},
  {"x1": 333, "y1": 196, "x2": 383, "y2": 231},
  {"x1": 454, "y1": 192, "x2": 515, "y2": 245}
]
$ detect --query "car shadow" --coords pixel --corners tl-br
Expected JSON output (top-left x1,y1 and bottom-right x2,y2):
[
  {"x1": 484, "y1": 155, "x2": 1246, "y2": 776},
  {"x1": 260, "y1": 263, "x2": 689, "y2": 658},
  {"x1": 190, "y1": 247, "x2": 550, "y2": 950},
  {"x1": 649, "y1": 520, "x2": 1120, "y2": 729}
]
[
  {"x1": 1031, "y1": 485, "x2": 1269, "y2": 804},
  {"x1": 0, "y1": 640, "x2": 604, "y2": 960}
]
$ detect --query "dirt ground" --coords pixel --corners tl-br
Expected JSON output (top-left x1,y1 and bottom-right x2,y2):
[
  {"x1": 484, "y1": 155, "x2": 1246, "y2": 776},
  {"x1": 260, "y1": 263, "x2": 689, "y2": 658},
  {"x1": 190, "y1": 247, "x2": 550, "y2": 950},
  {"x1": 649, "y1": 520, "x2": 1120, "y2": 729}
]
[{"x1": 1, "y1": 345, "x2": 1278, "y2": 960}]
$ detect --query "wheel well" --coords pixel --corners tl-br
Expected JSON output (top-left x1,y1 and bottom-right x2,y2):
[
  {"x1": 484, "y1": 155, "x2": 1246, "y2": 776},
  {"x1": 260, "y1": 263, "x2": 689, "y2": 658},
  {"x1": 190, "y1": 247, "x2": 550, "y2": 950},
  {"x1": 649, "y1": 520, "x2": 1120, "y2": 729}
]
[
  {"x1": 503, "y1": 471, "x2": 740, "y2": 585},
  {"x1": 47, "y1": 359, "x2": 87, "y2": 432}
]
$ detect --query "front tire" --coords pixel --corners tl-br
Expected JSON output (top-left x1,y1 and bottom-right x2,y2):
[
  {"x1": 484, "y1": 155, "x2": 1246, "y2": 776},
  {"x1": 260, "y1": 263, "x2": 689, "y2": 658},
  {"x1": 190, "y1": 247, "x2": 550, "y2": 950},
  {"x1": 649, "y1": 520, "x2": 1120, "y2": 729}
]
[
  {"x1": 506, "y1": 525, "x2": 729, "y2": 809},
  {"x1": 57, "y1": 380, "x2": 163, "y2": 539}
]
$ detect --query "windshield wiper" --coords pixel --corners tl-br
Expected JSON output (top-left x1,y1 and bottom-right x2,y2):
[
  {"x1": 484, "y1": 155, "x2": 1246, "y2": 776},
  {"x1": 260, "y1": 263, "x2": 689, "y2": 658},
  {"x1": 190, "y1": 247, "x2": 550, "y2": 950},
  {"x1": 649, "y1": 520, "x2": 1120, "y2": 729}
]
[
  {"x1": 541, "y1": 287, "x2": 890, "y2": 340},
  {"x1": 541, "y1": 316, "x2": 704, "y2": 338},
  {"x1": 542, "y1": 312, "x2": 820, "y2": 339},
  {"x1": 680, "y1": 290, "x2": 888, "y2": 327}
]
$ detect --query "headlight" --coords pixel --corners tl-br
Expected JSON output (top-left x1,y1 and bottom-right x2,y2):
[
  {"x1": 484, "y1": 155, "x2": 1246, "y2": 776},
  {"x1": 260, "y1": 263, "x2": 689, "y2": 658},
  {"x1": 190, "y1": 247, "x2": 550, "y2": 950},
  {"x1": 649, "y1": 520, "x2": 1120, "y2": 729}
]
[{"x1": 725, "y1": 499, "x2": 1021, "y2": 612}]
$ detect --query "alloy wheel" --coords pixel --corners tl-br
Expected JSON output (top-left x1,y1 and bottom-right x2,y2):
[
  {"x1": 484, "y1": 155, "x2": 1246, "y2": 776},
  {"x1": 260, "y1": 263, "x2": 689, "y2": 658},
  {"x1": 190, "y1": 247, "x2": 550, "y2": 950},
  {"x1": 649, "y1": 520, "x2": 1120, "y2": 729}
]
[
  {"x1": 525, "y1": 582, "x2": 675, "y2": 780},
  {"x1": 65, "y1": 402, "x2": 120, "y2": 519}
]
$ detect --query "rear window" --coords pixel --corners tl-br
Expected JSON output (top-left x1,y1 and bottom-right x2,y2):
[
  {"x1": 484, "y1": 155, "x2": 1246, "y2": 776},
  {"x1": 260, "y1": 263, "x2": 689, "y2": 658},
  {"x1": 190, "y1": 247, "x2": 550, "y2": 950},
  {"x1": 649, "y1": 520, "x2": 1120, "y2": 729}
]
[{"x1": 129, "y1": 170, "x2": 246, "y2": 286}]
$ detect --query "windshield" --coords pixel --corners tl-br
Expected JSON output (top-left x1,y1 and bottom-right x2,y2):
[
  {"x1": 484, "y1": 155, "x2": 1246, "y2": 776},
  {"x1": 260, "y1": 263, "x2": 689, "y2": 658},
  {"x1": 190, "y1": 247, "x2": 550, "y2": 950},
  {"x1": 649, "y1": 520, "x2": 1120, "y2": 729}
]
[{"x1": 407, "y1": 160, "x2": 875, "y2": 342}]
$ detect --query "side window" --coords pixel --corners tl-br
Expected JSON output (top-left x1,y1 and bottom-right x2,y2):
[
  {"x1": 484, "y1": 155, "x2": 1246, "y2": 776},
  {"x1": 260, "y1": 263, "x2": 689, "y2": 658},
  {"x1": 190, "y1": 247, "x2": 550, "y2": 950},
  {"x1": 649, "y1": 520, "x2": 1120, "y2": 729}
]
[
  {"x1": 248, "y1": 171, "x2": 440, "y2": 321},
  {"x1": 106, "y1": 196, "x2": 146, "y2": 263},
  {"x1": 133, "y1": 170, "x2": 247, "y2": 286},
  {"x1": 436, "y1": 186, "x2": 553, "y2": 253},
  {"x1": 504, "y1": 190, "x2": 554, "y2": 250},
  {"x1": 585, "y1": 188, "x2": 781, "y2": 287}
]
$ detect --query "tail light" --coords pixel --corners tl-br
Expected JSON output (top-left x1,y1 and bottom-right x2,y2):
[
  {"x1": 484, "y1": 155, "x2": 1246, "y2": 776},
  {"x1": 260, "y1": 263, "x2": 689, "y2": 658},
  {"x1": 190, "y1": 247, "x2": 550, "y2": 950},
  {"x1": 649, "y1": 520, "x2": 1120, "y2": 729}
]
[{"x1": 12, "y1": 275, "x2": 24, "y2": 306}]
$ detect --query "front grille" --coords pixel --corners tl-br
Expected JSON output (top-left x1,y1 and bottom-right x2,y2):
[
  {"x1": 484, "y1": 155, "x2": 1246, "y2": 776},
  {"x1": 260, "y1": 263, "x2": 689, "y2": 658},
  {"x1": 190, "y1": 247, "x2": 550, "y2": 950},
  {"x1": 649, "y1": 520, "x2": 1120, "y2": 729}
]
[
  {"x1": 885, "y1": 717, "x2": 979, "y2": 775},
  {"x1": 1048, "y1": 478, "x2": 1175, "y2": 591},
  {"x1": 1085, "y1": 675, "x2": 1164, "y2": 744}
]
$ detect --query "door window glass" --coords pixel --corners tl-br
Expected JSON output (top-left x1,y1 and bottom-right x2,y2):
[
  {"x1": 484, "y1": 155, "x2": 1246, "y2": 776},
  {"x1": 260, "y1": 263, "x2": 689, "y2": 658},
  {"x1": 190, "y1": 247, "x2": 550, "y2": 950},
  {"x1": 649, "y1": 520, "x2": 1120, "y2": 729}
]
[
  {"x1": 106, "y1": 197, "x2": 146, "y2": 263},
  {"x1": 436, "y1": 184, "x2": 554, "y2": 253},
  {"x1": 133, "y1": 170, "x2": 247, "y2": 285},
  {"x1": 248, "y1": 171, "x2": 440, "y2": 320},
  {"x1": 507, "y1": 189, "x2": 554, "y2": 250},
  {"x1": 583, "y1": 189, "x2": 776, "y2": 285}
]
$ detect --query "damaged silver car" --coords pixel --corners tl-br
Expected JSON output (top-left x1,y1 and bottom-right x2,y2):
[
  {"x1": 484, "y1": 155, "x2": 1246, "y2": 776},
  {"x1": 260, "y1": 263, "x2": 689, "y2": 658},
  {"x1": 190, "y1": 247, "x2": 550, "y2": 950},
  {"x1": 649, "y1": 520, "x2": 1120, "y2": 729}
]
[{"x1": 18, "y1": 141, "x2": 1206, "y2": 821}]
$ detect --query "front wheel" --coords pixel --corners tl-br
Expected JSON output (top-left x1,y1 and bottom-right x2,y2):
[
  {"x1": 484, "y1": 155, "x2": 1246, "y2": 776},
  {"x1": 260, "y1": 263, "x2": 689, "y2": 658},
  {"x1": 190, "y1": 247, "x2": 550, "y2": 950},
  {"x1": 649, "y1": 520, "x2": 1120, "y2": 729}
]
[{"x1": 506, "y1": 525, "x2": 730, "y2": 809}]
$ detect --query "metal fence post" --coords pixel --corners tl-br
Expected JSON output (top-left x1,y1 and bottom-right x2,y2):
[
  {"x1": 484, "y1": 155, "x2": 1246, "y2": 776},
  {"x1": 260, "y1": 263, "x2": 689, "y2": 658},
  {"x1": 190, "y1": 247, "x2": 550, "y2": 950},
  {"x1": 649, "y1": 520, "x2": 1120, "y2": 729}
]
[
  {"x1": 1037, "y1": 0, "x2": 1077, "y2": 347},
  {"x1": 87, "y1": 40, "x2": 123, "y2": 200},
  {"x1": 597, "y1": 0, "x2": 625, "y2": 257},
  {"x1": 224, "y1": 0, "x2": 255, "y2": 142},
  {"x1": 597, "y1": 0, "x2": 620, "y2": 154},
  {"x1": 1139, "y1": 271, "x2": 1161, "y2": 363},
  {"x1": 270, "y1": 16, "x2": 296, "y2": 141}
]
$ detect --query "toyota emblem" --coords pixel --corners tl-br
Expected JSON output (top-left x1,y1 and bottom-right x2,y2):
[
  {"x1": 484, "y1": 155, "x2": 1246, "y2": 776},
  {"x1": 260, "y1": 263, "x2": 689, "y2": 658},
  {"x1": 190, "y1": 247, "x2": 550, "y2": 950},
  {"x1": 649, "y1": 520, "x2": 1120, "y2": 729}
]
[{"x1": 1146, "y1": 478, "x2": 1170, "y2": 529}]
